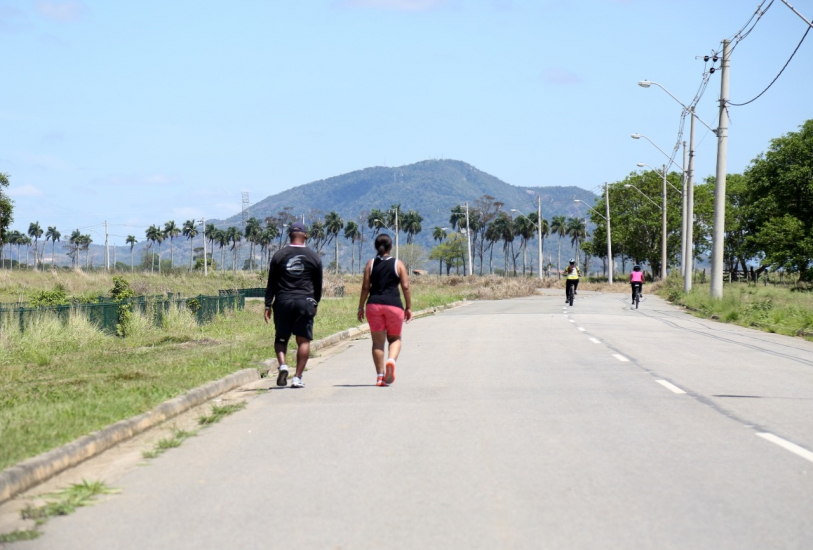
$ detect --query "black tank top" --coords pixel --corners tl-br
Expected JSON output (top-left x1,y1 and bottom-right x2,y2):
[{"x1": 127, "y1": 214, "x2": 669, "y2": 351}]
[{"x1": 366, "y1": 256, "x2": 403, "y2": 309}]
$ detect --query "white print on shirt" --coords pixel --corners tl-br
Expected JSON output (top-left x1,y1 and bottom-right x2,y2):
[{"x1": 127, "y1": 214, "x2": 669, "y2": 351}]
[{"x1": 286, "y1": 255, "x2": 305, "y2": 275}]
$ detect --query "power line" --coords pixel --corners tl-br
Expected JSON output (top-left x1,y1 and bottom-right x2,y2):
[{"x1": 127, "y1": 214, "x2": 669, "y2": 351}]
[{"x1": 730, "y1": 25, "x2": 811, "y2": 106}]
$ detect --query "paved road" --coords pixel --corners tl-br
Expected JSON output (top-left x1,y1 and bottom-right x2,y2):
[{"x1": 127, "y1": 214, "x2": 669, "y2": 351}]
[{"x1": 16, "y1": 291, "x2": 813, "y2": 549}]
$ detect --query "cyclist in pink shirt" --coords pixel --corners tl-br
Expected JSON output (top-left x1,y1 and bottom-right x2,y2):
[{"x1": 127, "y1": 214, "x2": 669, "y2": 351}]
[{"x1": 630, "y1": 265, "x2": 645, "y2": 304}]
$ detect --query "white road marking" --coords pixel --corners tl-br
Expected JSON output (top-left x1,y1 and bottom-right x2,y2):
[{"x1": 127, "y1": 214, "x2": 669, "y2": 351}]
[
  {"x1": 578, "y1": 327, "x2": 586, "y2": 332},
  {"x1": 612, "y1": 354, "x2": 629, "y2": 362},
  {"x1": 656, "y1": 380, "x2": 686, "y2": 394},
  {"x1": 757, "y1": 433, "x2": 813, "y2": 464},
  {"x1": 589, "y1": 338, "x2": 601, "y2": 344},
  {"x1": 569, "y1": 320, "x2": 575, "y2": 323}
]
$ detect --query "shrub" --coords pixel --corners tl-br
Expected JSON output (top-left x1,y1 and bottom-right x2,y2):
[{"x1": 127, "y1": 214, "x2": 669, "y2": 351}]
[{"x1": 29, "y1": 285, "x2": 69, "y2": 308}]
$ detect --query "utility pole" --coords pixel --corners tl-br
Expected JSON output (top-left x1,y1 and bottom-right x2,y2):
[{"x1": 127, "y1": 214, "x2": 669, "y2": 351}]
[
  {"x1": 537, "y1": 195, "x2": 543, "y2": 281},
  {"x1": 465, "y1": 202, "x2": 473, "y2": 276},
  {"x1": 661, "y1": 165, "x2": 668, "y2": 280},
  {"x1": 200, "y1": 218, "x2": 208, "y2": 277},
  {"x1": 605, "y1": 183, "x2": 613, "y2": 284},
  {"x1": 681, "y1": 141, "x2": 688, "y2": 278},
  {"x1": 684, "y1": 109, "x2": 696, "y2": 292},
  {"x1": 104, "y1": 220, "x2": 110, "y2": 272},
  {"x1": 394, "y1": 206, "x2": 399, "y2": 261},
  {"x1": 711, "y1": 39, "x2": 731, "y2": 299}
]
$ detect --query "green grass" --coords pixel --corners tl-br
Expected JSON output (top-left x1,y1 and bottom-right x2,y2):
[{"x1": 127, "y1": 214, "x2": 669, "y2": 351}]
[
  {"x1": 0, "y1": 529, "x2": 41, "y2": 543},
  {"x1": 142, "y1": 428, "x2": 197, "y2": 459},
  {"x1": 0, "y1": 479, "x2": 119, "y2": 541},
  {"x1": 20, "y1": 480, "x2": 119, "y2": 524},
  {"x1": 198, "y1": 402, "x2": 247, "y2": 426},
  {"x1": 656, "y1": 274, "x2": 813, "y2": 339},
  {"x1": 0, "y1": 273, "x2": 501, "y2": 471}
]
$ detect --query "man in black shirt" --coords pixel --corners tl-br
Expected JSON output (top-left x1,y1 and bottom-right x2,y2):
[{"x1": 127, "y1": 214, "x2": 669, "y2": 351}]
[{"x1": 264, "y1": 222, "x2": 323, "y2": 388}]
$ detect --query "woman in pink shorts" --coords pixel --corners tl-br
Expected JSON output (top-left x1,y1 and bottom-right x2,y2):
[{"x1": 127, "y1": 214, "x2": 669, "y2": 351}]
[{"x1": 357, "y1": 234, "x2": 412, "y2": 386}]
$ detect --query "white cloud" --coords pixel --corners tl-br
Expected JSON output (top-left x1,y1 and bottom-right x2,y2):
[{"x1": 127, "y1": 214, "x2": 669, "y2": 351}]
[
  {"x1": 8, "y1": 184, "x2": 44, "y2": 197},
  {"x1": 35, "y1": 1, "x2": 86, "y2": 22},
  {"x1": 541, "y1": 68, "x2": 582, "y2": 85},
  {"x1": 336, "y1": 0, "x2": 447, "y2": 11}
]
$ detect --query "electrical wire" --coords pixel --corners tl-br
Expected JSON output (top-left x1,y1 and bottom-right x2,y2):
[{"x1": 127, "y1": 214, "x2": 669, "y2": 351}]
[{"x1": 730, "y1": 24, "x2": 811, "y2": 106}]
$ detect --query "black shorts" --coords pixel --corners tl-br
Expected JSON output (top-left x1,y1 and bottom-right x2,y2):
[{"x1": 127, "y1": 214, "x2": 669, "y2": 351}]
[{"x1": 273, "y1": 298, "x2": 316, "y2": 344}]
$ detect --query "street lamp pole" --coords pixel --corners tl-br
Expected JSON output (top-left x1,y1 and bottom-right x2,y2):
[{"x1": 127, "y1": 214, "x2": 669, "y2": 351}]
[
  {"x1": 465, "y1": 202, "x2": 472, "y2": 276},
  {"x1": 573, "y1": 198, "x2": 611, "y2": 282},
  {"x1": 605, "y1": 182, "x2": 613, "y2": 284},
  {"x1": 661, "y1": 164, "x2": 668, "y2": 281},
  {"x1": 711, "y1": 39, "x2": 731, "y2": 299},
  {"x1": 537, "y1": 195, "x2": 543, "y2": 281},
  {"x1": 684, "y1": 108, "x2": 696, "y2": 292}
]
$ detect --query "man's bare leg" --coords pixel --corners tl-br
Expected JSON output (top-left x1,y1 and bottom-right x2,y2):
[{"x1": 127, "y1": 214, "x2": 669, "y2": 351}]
[{"x1": 294, "y1": 336, "x2": 310, "y2": 378}]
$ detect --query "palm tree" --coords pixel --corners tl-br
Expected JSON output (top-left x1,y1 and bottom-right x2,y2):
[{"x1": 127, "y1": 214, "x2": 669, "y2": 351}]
[
  {"x1": 324, "y1": 211, "x2": 344, "y2": 274},
  {"x1": 205, "y1": 223, "x2": 216, "y2": 264},
  {"x1": 28, "y1": 221, "x2": 43, "y2": 270},
  {"x1": 550, "y1": 215, "x2": 567, "y2": 279},
  {"x1": 258, "y1": 227, "x2": 275, "y2": 269},
  {"x1": 244, "y1": 217, "x2": 262, "y2": 271},
  {"x1": 164, "y1": 220, "x2": 180, "y2": 270},
  {"x1": 449, "y1": 205, "x2": 466, "y2": 231},
  {"x1": 145, "y1": 225, "x2": 161, "y2": 273},
  {"x1": 528, "y1": 212, "x2": 549, "y2": 277},
  {"x1": 182, "y1": 220, "x2": 198, "y2": 271},
  {"x1": 566, "y1": 217, "x2": 588, "y2": 269},
  {"x1": 432, "y1": 226, "x2": 446, "y2": 275},
  {"x1": 343, "y1": 221, "x2": 361, "y2": 274},
  {"x1": 19, "y1": 234, "x2": 32, "y2": 268},
  {"x1": 126, "y1": 235, "x2": 137, "y2": 272},
  {"x1": 514, "y1": 215, "x2": 536, "y2": 276},
  {"x1": 66, "y1": 229, "x2": 82, "y2": 268},
  {"x1": 309, "y1": 220, "x2": 326, "y2": 253},
  {"x1": 491, "y1": 213, "x2": 516, "y2": 276},
  {"x1": 79, "y1": 234, "x2": 92, "y2": 269},
  {"x1": 214, "y1": 229, "x2": 229, "y2": 272},
  {"x1": 45, "y1": 226, "x2": 60, "y2": 269},
  {"x1": 226, "y1": 227, "x2": 241, "y2": 273},
  {"x1": 367, "y1": 209, "x2": 386, "y2": 237},
  {"x1": 402, "y1": 210, "x2": 423, "y2": 244}
]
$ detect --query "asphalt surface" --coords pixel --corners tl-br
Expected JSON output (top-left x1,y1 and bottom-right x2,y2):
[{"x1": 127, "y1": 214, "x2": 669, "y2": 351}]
[{"x1": 15, "y1": 290, "x2": 813, "y2": 549}]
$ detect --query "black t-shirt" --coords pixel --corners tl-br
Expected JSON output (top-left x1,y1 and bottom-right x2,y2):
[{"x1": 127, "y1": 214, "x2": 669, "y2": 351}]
[
  {"x1": 265, "y1": 245, "x2": 323, "y2": 307},
  {"x1": 366, "y1": 255, "x2": 403, "y2": 309}
]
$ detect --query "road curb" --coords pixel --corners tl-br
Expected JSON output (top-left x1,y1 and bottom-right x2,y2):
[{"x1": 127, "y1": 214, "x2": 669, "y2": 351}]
[{"x1": 0, "y1": 299, "x2": 468, "y2": 504}]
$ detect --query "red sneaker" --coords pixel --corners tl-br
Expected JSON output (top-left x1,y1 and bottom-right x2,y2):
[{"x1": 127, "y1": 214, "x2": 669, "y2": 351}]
[
  {"x1": 376, "y1": 377, "x2": 389, "y2": 387},
  {"x1": 384, "y1": 359, "x2": 396, "y2": 385}
]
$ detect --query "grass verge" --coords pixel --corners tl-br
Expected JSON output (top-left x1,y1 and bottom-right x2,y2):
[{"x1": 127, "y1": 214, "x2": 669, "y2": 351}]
[
  {"x1": 141, "y1": 428, "x2": 197, "y2": 460},
  {"x1": 198, "y1": 402, "x2": 247, "y2": 426},
  {"x1": 656, "y1": 273, "x2": 813, "y2": 340},
  {"x1": 0, "y1": 272, "x2": 540, "y2": 471},
  {"x1": 0, "y1": 479, "x2": 120, "y2": 541}
]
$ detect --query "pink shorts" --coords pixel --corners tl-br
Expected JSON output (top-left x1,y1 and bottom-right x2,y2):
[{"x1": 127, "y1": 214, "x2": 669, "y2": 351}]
[{"x1": 366, "y1": 303, "x2": 404, "y2": 336}]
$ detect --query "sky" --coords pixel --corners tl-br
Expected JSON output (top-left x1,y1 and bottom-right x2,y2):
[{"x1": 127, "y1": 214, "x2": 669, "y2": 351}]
[{"x1": 1, "y1": 0, "x2": 812, "y2": 246}]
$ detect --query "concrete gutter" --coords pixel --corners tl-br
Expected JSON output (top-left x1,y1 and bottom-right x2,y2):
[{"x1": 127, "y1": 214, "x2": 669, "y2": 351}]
[{"x1": 0, "y1": 300, "x2": 467, "y2": 504}]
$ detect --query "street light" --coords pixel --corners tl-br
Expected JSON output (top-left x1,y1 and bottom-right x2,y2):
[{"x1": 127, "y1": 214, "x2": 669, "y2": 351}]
[
  {"x1": 624, "y1": 174, "x2": 667, "y2": 281},
  {"x1": 631, "y1": 134, "x2": 683, "y2": 174},
  {"x1": 634, "y1": 141, "x2": 686, "y2": 280},
  {"x1": 638, "y1": 79, "x2": 717, "y2": 293},
  {"x1": 574, "y1": 192, "x2": 614, "y2": 283},
  {"x1": 510, "y1": 198, "x2": 544, "y2": 281}
]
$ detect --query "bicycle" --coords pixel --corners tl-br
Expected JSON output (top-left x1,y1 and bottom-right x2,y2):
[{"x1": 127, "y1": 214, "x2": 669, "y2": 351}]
[
  {"x1": 632, "y1": 285, "x2": 641, "y2": 309},
  {"x1": 567, "y1": 283, "x2": 575, "y2": 307}
]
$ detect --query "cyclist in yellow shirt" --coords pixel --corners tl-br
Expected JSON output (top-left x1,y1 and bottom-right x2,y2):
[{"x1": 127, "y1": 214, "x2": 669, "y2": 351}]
[{"x1": 564, "y1": 258, "x2": 580, "y2": 303}]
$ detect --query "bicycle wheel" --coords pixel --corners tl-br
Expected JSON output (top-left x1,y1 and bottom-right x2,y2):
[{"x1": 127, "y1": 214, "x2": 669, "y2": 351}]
[
  {"x1": 634, "y1": 290, "x2": 640, "y2": 309},
  {"x1": 568, "y1": 286, "x2": 574, "y2": 306}
]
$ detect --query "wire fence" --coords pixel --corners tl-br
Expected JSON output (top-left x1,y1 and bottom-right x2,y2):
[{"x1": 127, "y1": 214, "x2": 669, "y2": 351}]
[{"x1": 0, "y1": 293, "x2": 245, "y2": 335}]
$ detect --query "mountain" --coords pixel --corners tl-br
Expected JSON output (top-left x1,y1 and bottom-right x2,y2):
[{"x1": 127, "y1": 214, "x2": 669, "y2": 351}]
[{"x1": 218, "y1": 159, "x2": 596, "y2": 239}]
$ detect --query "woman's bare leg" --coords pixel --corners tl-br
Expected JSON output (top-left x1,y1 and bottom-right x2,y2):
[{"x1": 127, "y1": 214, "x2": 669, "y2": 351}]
[{"x1": 371, "y1": 330, "x2": 387, "y2": 375}]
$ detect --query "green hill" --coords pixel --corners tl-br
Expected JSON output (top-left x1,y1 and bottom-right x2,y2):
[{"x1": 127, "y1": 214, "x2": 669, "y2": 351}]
[{"x1": 219, "y1": 159, "x2": 596, "y2": 237}]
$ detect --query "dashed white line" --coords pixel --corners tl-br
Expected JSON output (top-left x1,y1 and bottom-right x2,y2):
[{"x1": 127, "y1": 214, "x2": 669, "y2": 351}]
[
  {"x1": 578, "y1": 327, "x2": 586, "y2": 332},
  {"x1": 656, "y1": 380, "x2": 686, "y2": 394},
  {"x1": 589, "y1": 337, "x2": 601, "y2": 344},
  {"x1": 569, "y1": 320, "x2": 575, "y2": 323},
  {"x1": 757, "y1": 433, "x2": 813, "y2": 464},
  {"x1": 612, "y1": 354, "x2": 629, "y2": 362}
]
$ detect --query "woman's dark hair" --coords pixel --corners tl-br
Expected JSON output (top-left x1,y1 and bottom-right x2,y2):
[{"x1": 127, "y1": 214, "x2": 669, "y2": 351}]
[{"x1": 375, "y1": 234, "x2": 392, "y2": 256}]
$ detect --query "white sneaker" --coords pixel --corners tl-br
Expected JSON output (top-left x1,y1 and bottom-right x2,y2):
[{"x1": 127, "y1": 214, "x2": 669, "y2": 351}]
[
  {"x1": 291, "y1": 376, "x2": 304, "y2": 388},
  {"x1": 276, "y1": 365, "x2": 289, "y2": 387}
]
